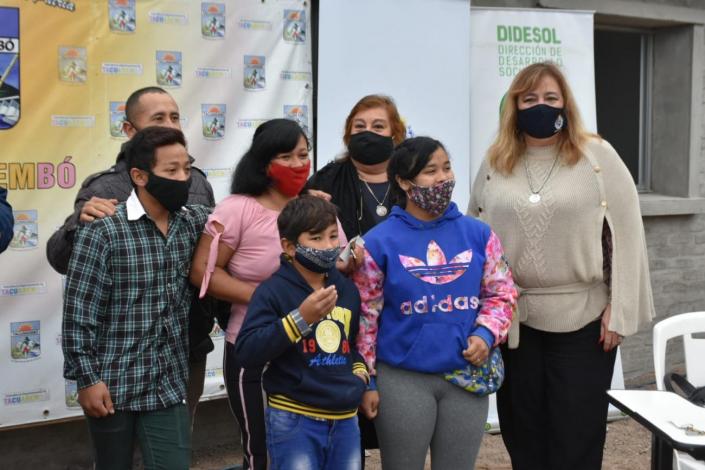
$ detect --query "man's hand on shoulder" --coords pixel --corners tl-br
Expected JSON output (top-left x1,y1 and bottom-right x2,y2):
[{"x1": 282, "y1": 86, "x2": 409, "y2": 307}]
[{"x1": 80, "y1": 197, "x2": 118, "y2": 223}]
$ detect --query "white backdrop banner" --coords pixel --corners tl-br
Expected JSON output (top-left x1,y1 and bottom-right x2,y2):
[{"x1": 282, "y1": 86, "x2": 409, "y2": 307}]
[{"x1": 318, "y1": 0, "x2": 472, "y2": 212}]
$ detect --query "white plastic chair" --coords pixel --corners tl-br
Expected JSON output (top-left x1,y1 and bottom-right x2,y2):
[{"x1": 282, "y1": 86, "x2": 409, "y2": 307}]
[{"x1": 653, "y1": 311, "x2": 705, "y2": 470}]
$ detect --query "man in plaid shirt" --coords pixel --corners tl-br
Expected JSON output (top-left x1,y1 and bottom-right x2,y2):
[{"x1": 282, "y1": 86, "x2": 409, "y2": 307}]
[{"x1": 62, "y1": 126, "x2": 210, "y2": 469}]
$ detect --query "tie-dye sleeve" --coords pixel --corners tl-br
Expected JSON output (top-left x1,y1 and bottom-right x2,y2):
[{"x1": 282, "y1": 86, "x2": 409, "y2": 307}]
[
  {"x1": 476, "y1": 231, "x2": 517, "y2": 346},
  {"x1": 352, "y1": 248, "x2": 385, "y2": 376}
]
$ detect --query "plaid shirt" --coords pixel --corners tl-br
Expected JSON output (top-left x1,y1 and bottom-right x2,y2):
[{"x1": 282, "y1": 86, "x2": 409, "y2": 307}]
[{"x1": 62, "y1": 191, "x2": 210, "y2": 411}]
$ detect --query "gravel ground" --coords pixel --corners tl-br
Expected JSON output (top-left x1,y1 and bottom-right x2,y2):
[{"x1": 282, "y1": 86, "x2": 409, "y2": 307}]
[{"x1": 191, "y1": 416, "x2": 651, "y2": 469}]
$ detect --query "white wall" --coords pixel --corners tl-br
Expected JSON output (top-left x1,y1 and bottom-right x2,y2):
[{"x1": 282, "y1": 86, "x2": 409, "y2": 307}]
[{"x1": 318, "y1": 0, "x2": 472, "y2": 211}]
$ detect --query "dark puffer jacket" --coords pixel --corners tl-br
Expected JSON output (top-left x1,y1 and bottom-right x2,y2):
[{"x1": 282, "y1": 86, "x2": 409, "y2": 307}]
[{"x1": 0, "y1": 187, "x2": 13, "y2": 254}]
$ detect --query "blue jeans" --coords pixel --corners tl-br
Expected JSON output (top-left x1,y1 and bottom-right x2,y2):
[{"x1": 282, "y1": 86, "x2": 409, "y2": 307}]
[{"x1": 266, "y1": 407, "x2": 361, "y2": 470}]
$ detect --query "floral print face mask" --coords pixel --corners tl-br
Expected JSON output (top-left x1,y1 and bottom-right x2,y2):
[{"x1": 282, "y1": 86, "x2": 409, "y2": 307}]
[{"x1": 407, "y1": 179, "x2": 455, "y2": 217}]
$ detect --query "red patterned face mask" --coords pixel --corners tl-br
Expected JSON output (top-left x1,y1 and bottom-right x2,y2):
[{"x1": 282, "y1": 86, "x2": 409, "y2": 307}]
[{"x1": 268, "y1": 160, "x2": 311, "y2": 197}]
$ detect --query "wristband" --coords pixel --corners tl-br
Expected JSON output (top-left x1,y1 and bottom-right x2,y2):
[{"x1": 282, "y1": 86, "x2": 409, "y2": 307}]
[{"x1": 290, "y1": 308, "x2": 312, "y2": 336}]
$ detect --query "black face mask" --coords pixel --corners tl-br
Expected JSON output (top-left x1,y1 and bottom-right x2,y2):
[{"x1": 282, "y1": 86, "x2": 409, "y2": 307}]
[
  {"x1": 517, "y1": 104, "x2": 566, "y2": 139},
  {"x1": 348, "y1": 131, "x2": 394, "y2": 165},
  {"x1": 145, "y1": 173, "x2": 191, "y2": 212}
]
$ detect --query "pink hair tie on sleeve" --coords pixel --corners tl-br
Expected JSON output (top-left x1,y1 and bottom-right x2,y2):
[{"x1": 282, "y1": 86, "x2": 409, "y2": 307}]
[{"x1": 199, "y1": 222, "x2": 222, "y2": 299}]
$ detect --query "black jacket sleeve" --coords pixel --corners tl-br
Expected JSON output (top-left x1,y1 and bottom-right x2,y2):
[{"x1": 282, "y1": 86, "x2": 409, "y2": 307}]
[
  {"x1": 45, "y1": 174, "x2": 121, "y2": 274},
  {"x1": 0, "y1": 187, "x2": 13, "y2": 254},
  {"x1": 190, "y1": 167, "x2": 215, "y2": 207},
  {"x1": 235, "y1": 285, "x2": 296, "y2": 368}
]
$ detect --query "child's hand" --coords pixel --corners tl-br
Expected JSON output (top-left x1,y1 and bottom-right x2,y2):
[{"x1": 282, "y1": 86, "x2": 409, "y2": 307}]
[
  {"x1": 462, "y1": 336, "x2": 489, "y2": 366},
  {"x1": 299, "y1": 285, "x2": 337, "y2": 325},
  {"x1": 337, "y1": 238, "x2": 364, "y2": 274},
  {"x1": 78, "y1": 381, "x2": 115, "y2": 418},
  {"x1": 349, "y1": 243, "x2": 365, "y2": 271},
  {"x1": 360, "y1": 390, "x2": 379, "y2": 419}
]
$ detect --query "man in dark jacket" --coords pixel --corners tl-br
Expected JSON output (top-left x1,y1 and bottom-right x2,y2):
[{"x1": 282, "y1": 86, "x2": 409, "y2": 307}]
[
  {"x1": 0, "y1": 186, "x2": 13, "y2": 253},
  {"x1": 46, "y1": 86, "x2": 220, "y2": 428}
]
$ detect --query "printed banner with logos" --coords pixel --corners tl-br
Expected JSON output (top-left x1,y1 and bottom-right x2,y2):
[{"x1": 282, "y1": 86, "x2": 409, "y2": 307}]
[
  {"x1": 470, "y1": 7, "x2": 625, "y2": 432},
  {"x1": 0, "y1": 0, "x2": 311, "y2": 429},
  {"x1": 469, "y1": 6, "x2": 597, "y2": 178}
]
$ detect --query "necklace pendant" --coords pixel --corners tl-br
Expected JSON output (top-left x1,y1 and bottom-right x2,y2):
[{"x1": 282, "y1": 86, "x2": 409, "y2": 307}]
[
  {"x1": 376, "y1": 204, "x2": 388, "y2": 217},
  {"x1": 529, "y1": 193, "x2": 541, "y2": 204}
]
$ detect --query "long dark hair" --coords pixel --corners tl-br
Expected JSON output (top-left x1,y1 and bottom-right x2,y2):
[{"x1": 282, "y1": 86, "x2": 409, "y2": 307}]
[
  {"x1": 230, "y1": 119, "x2": 309, "y2": 195},
  {"x1": 387, "y1": 136, "x2": 446, "y2": 206}
]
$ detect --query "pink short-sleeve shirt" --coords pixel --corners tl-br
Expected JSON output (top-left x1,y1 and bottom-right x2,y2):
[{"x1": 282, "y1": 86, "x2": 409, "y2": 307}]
[{"x1": 201, "y1": 195, "x2": 282, "y2": 344}]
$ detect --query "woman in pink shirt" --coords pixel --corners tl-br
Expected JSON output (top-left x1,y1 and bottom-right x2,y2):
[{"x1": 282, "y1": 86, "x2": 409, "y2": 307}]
[{"x1": 190, "y1": 119, "x2": 316, "y2": 470}]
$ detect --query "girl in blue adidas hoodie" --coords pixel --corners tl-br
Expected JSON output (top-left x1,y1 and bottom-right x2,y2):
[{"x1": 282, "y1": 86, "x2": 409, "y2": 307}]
[
  {"x1": 236, "y1": 196, "x2": 369, "y2": 470},
  {"x1": 352, "y1": 137, "x2": 517, "y2": 470}
]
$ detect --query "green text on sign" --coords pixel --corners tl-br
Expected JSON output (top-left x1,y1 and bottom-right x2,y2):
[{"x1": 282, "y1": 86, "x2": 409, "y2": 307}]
[{"x1": 497, "y1": 26, "x2": 561, "y2": 44}]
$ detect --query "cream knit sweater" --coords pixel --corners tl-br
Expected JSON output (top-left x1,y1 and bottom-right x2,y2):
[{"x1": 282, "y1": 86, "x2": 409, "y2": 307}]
[{"x1": 469, "y1": 137, "x2": 654, "y2": 345}]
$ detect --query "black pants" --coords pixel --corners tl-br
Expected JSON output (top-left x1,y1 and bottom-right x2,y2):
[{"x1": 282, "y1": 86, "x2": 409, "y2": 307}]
[
  {"x1": 225, "y1": 341, "x2": 267, "y2": 470},
  {"x1": 186, "y1": 357, "x2": 207, "y2": 430},
  {"x1": 497, "y1": 320, "x2": 617, "y2": 470},
  {"x1": 359, "y1": 412, "x2": 379, "y2": 469}
]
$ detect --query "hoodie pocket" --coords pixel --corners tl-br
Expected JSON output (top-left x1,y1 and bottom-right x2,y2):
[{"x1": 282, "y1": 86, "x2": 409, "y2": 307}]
[{"x1": 399, "y1": 323, "x2": 466, "y2": 372}]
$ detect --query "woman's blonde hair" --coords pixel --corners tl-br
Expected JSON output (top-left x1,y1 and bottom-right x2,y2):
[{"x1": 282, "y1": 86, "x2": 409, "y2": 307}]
[{"x1": 487, "y1": 61, "x2": 596, "y2": 175}]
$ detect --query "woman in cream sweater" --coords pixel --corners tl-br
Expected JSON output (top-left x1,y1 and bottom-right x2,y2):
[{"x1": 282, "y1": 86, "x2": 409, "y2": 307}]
[{"x1": 469, "y1": 62, "x2": 654, "y2": 470}]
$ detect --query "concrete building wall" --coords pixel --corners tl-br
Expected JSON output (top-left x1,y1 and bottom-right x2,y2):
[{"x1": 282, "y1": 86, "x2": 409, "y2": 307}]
[
  {"x1": 473, "y1": 0, "x2": 705, "y2": 10},
  {"x1": 629, "y1": 214, "x2": 705, "y2": 381}
]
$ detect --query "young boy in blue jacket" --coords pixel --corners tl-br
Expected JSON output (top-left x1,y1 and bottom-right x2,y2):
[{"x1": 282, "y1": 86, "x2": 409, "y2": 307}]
[{"x1": 235, "y1": 195, "x2": 369, "y2": 470}]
